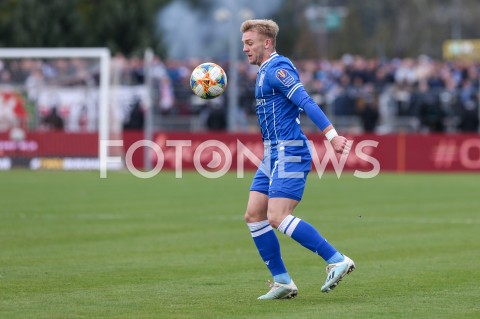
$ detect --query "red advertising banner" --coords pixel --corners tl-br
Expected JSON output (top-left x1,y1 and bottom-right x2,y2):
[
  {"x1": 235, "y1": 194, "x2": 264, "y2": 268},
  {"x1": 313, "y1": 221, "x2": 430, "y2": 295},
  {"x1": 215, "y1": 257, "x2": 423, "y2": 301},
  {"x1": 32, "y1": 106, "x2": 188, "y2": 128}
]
[
  {"x1": 0, "y1": 132, "x2": 97, "y2": 157},
  {"x1": 1, "y1": 131, "x2": 479, "y2": 172},
  {"x1": 122, "y1": 132, "x2": 480, "y2": 173},
  {"x1": 402, "y1": 134, "x2": 480, "y2": 171}
]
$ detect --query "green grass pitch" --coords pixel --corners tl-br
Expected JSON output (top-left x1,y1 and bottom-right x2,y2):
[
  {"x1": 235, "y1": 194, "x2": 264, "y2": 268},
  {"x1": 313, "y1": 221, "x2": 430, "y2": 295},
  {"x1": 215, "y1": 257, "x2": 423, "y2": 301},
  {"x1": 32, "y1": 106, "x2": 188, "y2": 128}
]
[{"x1": 0, "y1": 170, "x2": 479, "y2": 319}]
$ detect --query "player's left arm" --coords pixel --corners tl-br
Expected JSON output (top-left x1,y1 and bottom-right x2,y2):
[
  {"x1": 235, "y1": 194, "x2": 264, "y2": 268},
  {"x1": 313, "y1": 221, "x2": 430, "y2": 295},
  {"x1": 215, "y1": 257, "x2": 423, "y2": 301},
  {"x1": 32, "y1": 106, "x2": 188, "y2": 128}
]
[
  {"x1": 270, "y1": 62, "x2": 350, "y2": 154},
  {"x1": 302, "y1": 102, "x2": 350, "y2": 154},
  {"x1": 320, "y1": 124, "x2": 351, "y2": 154}
]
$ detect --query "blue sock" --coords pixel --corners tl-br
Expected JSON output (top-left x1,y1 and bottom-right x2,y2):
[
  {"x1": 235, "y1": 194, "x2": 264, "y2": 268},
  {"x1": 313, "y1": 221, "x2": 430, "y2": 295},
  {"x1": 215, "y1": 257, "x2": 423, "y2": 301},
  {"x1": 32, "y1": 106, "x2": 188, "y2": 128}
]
[
  {"x1": 326, "y1": 252, "x2": 345, "y2": 264},
  {"x1": 248, "y1": 220, "x2": 291, "y2": 284},
  {"x1": 273, "y1": 273, "x2": 291, "y2": 284},
  {"x1": 277, "y1": 215, "x2": 340, "y2": 262}
]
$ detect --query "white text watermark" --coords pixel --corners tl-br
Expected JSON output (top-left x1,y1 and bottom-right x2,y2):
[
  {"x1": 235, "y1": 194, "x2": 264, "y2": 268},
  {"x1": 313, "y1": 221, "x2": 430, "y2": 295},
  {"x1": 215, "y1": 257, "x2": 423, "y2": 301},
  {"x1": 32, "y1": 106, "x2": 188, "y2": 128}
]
[{"x1": 100, "y1": 139, "x2": 380, "y2": 179}]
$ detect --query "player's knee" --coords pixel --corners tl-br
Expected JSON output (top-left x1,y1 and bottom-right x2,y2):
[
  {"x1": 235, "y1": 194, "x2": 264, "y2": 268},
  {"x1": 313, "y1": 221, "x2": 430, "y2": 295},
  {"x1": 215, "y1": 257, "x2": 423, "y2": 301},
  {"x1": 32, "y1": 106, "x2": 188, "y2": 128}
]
[
  {"x1": 266, "y1": 213, "x2": 283, "y2": 229},
  {"x1": 244, "y1": 208, "x2": 264, "y2": 223},
  {"x1": 244, "y1": 210, "x2": 254, "y2": 223}
]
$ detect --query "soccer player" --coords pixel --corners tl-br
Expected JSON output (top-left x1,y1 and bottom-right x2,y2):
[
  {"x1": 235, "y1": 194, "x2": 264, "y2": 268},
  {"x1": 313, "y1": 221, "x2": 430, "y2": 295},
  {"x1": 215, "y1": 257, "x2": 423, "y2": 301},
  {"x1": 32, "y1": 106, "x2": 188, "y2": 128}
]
[{"x1": 241, "y1": 19, "x2": 355, "y2": 299}]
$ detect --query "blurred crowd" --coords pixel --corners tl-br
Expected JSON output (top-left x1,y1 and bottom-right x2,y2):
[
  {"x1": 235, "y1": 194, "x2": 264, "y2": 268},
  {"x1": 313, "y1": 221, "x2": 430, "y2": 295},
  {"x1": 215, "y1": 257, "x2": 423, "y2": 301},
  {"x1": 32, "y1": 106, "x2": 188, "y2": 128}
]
[
  {"x1": 158, "y1": 54, "x2": 480, "y2": 133},
  {"x1": 1, "y1": 54, "x2": 479, "y2": 133},
  {"x1": 127, "y1": 54, "x2": 479, "y2": 133}
]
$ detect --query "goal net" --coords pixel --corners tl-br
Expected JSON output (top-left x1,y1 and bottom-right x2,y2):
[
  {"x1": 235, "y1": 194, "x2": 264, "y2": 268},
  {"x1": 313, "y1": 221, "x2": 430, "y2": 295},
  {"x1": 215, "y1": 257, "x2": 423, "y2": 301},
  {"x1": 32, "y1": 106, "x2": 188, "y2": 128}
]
[{"x1": 0, "y1": 48, "x2": 124, "y2": 171}]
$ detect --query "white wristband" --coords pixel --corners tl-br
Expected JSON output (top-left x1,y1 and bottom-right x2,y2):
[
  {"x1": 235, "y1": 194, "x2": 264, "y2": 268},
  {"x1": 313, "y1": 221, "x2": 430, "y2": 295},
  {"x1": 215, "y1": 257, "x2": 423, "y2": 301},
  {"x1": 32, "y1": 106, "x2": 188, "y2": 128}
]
[{"x1": 325, "y1": 128, "x2": 338, "y2": 142}]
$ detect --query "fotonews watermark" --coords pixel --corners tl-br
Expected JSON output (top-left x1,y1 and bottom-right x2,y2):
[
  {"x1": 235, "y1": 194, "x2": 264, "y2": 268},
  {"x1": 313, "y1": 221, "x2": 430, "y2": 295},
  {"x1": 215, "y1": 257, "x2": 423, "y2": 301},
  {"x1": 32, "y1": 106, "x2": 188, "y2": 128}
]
[{"x1": 100, "y1": 139, "x2": 380, "y2": 179}]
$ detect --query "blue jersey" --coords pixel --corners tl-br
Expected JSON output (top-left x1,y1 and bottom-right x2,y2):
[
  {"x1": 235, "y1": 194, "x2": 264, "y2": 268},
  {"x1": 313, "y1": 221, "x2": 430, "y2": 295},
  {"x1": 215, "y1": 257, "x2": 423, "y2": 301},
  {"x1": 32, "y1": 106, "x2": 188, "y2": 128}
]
[
  {"x1": 255, "y1": 52, "x2": 326, "y2": 146},
  {"x1": 250, "y1": 52, "x2": 331, "y2": 201}
]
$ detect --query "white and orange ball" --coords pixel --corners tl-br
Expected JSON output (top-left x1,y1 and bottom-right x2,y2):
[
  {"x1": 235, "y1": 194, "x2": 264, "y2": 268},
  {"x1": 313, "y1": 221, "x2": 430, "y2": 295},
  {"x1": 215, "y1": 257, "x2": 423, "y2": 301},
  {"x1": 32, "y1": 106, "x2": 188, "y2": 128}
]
[{"x1": 190, "y1": 62, "x2": 227, "y2": 99}]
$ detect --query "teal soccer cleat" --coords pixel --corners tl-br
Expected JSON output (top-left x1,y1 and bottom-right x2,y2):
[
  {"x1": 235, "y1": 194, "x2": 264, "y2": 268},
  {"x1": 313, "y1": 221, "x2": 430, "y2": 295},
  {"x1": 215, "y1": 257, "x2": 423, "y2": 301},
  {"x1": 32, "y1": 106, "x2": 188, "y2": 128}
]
[
  {"x1": 257, "y1": 280, "x2": 298, "y2": 300},
  {"x1": 321, "y1": 255, "x2": 355, "y2": 293}
]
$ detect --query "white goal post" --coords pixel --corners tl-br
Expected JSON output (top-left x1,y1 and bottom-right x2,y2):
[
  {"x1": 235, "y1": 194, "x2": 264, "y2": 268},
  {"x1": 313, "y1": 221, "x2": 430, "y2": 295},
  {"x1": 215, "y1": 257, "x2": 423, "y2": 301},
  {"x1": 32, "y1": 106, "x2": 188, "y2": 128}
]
[{"x1": 0, "y1": 47, "x2": 111, "y2": 156}]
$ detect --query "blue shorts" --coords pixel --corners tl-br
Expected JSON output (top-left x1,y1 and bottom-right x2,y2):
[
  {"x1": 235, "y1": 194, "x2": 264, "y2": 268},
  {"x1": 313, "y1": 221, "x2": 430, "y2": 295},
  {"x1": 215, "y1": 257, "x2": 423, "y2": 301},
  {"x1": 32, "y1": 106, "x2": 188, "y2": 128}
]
[{"x1": 250, "y1": 141, "x2": 312, "y2": 202}]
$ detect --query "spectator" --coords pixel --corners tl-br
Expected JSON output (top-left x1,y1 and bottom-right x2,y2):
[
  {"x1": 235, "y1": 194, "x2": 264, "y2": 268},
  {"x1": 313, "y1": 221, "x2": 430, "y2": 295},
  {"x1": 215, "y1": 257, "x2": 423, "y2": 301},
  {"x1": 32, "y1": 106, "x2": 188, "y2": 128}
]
[
  {"x1": 205, "y1": 104, "x2": 227, "y2": 131},
  {"x1": 332, "y1": 74, "x2": 356, "y2": 116},
  {"x1": 415, "y1": 80, "x2": 445, "y2": 132},
  {"x1": 356, "y1": 84, "x2": 379, "y2": 133},
  {"x1": 42, "y1": 107, "x2": 64, "y2": 130},
  {"x1": 457, "y1": 79, "x2": 479, "y2": 132},
  {"x1": 123, "y1": 97, "x2": 144, "y2": 130}
]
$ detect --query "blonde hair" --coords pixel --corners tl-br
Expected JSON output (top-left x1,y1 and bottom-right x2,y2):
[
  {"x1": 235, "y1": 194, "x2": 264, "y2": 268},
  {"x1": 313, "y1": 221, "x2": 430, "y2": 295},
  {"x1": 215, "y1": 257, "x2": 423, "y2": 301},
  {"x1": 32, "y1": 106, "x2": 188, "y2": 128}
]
[{"x1": 240, "y1": 19, "x2": 279, "y2": 48}]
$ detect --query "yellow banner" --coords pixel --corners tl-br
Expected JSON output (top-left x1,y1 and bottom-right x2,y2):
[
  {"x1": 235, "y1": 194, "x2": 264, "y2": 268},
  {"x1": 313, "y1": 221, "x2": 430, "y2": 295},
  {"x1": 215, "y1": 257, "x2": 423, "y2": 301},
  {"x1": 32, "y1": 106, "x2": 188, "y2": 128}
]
[{"x1": 443, "y1": 39, "x2": 480, "y2": 61}]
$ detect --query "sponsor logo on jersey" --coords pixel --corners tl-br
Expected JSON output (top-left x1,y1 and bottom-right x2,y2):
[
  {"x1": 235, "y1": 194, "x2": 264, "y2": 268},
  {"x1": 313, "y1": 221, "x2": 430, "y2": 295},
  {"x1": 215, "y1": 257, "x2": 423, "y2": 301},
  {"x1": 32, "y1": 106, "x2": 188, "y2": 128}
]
[
  {"x1": 275, "y1": 68, "x2": 295, "y2": 87},
  {"x1": 256, "y1": 98, "x2": 266, "y2": 106}
]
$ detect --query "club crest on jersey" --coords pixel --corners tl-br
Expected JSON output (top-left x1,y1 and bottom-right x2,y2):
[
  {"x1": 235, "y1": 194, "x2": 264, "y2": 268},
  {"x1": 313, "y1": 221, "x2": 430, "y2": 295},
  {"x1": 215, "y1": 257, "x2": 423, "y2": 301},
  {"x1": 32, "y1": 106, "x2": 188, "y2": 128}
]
[{"x1": 275, "y1": 68, "x2": 295, "y2": 87}]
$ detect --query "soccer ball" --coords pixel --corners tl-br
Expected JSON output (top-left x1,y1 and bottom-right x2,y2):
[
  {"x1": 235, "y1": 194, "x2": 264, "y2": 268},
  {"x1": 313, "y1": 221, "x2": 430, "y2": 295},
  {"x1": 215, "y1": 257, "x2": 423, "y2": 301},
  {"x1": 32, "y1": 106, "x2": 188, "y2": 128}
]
[{"x1": 190, "y1": 62, "x2": 227, "y2": 99}]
